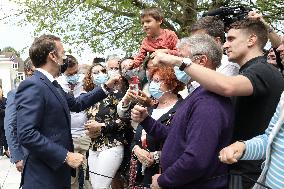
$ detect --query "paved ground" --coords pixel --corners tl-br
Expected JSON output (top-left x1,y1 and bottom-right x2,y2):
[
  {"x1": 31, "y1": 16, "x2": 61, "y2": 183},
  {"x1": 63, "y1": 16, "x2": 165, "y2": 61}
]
[{"x1": 0, "y1": 155, "x2": 21, "y2": 189}]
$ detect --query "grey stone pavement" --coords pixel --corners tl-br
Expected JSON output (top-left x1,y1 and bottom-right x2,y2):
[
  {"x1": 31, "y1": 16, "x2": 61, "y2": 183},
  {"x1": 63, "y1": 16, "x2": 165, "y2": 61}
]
[{"x1": 0, "y1": 155, "x2": 21, "y2": 189}]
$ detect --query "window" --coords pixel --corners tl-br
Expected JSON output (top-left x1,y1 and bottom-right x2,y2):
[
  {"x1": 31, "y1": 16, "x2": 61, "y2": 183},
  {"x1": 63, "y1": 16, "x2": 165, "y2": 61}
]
[
  {"x1": 17, "y1": 72, "x2": 25, "y2": 81},
  {"x1": 13, "y1": 62, "x2": 18, "y2": 69}
]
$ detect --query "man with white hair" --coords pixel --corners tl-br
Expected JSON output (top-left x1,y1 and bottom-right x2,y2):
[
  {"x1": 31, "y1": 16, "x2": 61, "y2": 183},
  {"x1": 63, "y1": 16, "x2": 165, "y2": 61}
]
[{"x1": 131, "y1": 34, "x2": 234, "y2": 189}]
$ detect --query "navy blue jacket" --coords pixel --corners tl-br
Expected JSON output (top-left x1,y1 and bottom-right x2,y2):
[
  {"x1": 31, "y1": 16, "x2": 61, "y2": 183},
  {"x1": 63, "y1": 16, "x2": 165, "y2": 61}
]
[
  {"x1": 4, "y1": 89, "x2": 24, "y2": 163},
  {"x1": 16, "y1": 70, "x2": 107, "y2": 189}
]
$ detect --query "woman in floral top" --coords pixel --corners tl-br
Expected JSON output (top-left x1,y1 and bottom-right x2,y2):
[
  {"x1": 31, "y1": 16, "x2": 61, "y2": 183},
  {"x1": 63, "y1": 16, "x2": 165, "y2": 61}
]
[{"x1": 83, "y1": 57, "x2": 133, "y2": 189}]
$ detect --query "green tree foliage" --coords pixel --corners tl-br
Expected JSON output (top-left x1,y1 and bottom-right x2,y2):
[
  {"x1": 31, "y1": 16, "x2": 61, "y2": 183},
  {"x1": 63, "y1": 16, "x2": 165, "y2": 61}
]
[
  {"x1": 1, "y1": 46, "x2": 21, "y2": 57},
  {"x1": 9, "y1": 0, "x2": 283, "y2": 55},
  {"x1": 256, "y1": 0, "x2": 284, "y2": 32}
]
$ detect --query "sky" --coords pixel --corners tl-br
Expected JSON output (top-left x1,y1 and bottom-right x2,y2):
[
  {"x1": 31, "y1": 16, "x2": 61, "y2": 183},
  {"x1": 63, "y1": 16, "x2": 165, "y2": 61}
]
[
  {"x1": 0, "y1": 0, "x2": 34, "y2": 60},
  {"x1": 0, "y1": 0, "x2": 118, "y2": 65}
]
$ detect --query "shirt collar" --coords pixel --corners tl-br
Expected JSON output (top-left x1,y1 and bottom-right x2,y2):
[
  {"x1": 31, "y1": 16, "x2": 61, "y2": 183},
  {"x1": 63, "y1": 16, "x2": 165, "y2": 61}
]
[
  {"x1": 188, "y1": 81, "x2": 200, "y2": 94},
  {"x1": 239, "y1": 56, "x2": 266, "y2": 74},
  {"x1": 36, "y1": 68, "x2": 55, "y2": 82},
  {"x1": 148, "y1": 29, "x2": 165, "y2": 41}
]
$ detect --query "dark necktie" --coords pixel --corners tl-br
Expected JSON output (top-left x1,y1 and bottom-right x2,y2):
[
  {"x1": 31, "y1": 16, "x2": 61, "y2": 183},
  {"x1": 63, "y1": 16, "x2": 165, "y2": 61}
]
[
  {"x1": 52, "y1": 80, "x2": 66, "y2": 102},
  {"x1": 52, "y1": 80, "x2": 61, "y2": 88}
]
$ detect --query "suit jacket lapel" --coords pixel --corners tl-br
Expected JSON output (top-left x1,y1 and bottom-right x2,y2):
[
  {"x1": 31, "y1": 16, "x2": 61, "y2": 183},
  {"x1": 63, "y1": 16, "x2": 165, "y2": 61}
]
[{"x1": 34, "y1": 71, "x2": 71, "y2": 125}]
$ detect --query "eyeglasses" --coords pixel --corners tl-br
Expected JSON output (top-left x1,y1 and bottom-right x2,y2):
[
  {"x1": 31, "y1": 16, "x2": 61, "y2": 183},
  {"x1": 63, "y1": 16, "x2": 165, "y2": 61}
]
[{"x1": 192, "y1": 54, "x2": 204, "y2": 61}]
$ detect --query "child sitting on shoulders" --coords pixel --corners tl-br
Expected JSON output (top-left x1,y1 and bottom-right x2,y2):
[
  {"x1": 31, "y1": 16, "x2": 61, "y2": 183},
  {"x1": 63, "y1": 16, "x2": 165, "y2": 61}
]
[{"x1": 133, "y1": 7, "x2": 179, "y2": 68}]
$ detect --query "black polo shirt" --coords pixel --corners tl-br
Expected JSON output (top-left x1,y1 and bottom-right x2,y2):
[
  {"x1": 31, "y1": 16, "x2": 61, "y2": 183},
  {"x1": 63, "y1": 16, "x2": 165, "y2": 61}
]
[
  {"x1": 233, "y1": 56, "x2": 284, "y2": 141},
  {"x1": 231, "y1": 56, "x2": 284, "y2": 178}
]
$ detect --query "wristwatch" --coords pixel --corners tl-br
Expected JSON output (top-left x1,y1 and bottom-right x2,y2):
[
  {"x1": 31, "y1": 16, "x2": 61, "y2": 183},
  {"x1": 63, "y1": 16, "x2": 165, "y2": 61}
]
[
  {"x1": 179, "y1": 58, "x2": 192, "y2": 71},
  {"x1": 153, "y1": 151, "x2": 160, "y2": 164}
]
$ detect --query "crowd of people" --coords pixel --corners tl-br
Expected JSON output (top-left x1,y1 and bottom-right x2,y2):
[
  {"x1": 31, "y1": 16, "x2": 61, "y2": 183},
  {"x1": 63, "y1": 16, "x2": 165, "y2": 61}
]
[{"x1": 0, "y1": 6, "x2": 284, "y2": 189}]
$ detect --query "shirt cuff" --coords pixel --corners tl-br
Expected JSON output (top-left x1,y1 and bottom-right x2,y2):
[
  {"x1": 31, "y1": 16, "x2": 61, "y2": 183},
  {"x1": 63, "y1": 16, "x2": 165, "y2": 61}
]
[
  {"x1": 240, "y1": 140, "x2": 250, "y2": 160},
  {"x1": 63, "y1": 151, "x2": 69, "y2": 164},
  {"x1": 10, "y1": 150, "x2": 24, "y2": 163}
]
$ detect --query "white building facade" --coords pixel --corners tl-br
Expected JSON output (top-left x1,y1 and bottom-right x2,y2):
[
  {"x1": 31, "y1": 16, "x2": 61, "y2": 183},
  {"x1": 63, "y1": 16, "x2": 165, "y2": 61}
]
[{"x1": 0, "y1": 55, "x2": 18, "y2": 97}]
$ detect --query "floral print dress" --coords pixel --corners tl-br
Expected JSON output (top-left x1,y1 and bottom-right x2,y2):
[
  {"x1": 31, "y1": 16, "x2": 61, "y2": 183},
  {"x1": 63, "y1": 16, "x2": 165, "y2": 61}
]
[{"x1": 87, "y1": 90, "x2": 133, "y2": 152}]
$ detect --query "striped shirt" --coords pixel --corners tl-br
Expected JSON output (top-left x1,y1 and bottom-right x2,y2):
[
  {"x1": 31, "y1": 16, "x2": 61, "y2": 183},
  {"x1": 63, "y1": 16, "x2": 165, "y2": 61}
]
[{"x1": 242, "y1": 104, "x2": 284, "y2": 189}]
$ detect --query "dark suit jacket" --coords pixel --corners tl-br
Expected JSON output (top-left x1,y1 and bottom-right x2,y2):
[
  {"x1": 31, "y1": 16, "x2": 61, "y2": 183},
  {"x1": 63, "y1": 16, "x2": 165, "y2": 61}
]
[
  {"x1": 0, "y1": 97, "x2": 6, "y2": 147},
  {"x1": 15, "y1": 70, "x2": 107, "y2": 189}
]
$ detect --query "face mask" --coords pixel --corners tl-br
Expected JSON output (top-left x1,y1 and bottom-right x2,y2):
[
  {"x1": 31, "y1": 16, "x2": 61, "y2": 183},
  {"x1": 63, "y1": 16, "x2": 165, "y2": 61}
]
[
  {"x1": 146, "y1": 70, "x2": 151, "y2": 81},
  {"x1": 108, "y1": 69, "x2": 120, "y2": 78},
  {"x1": 66, "y1": 74, "x2": 80, "y2": 85},
  {"x1": 174, "y1": 66, "x2": 191, "y2": 84},
  {"x1": 93, "y1": 73, "x2": 108, "y2": 85},
  {"x1": 149, "y1": 81, "x2": 164, "y2": 99}
]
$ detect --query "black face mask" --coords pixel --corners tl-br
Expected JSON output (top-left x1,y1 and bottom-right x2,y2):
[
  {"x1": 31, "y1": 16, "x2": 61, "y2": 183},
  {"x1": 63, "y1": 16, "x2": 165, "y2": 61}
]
[{"x1": 60, "y1": 58, "x2": 68, "y2": 73}]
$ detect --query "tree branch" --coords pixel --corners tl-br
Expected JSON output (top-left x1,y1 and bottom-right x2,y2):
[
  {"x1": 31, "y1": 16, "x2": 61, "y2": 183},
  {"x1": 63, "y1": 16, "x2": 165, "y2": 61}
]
[
  {"x1": 95, "y1": 3, "x2": 135, "y2": 17},
  {"x1": 131, "y1": 0, "x2": 147, "y2": 9},
  {"x1": 171, "y1": 0, "x2": 186, "y2": 7}
]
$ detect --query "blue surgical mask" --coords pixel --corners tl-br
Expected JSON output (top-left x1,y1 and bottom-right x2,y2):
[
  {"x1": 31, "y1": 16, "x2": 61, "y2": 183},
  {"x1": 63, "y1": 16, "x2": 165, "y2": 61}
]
[
  {"x1": 66, "y1": 74, "x2": 79, "y2": 85},
  {"x1": 174, "y1": 66, "x2": 191, "y2": 84},
  {"x1": 149, "y1": 81, "x2": 164, "y2": 99},
  {"x1": 93, "y1": 73, "x2": 108, "y2": 85}
]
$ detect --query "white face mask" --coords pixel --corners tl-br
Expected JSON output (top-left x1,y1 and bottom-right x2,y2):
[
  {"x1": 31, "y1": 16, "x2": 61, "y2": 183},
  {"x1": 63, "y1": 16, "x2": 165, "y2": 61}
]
[{"x1": 107, "y1": 69, "x2": 120, "y2": 78}]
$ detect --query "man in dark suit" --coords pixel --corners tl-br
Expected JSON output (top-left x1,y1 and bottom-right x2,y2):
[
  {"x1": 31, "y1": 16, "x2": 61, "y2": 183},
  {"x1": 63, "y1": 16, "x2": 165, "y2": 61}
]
[{"x1": 15, "y1": 34, "x2": 118, "y2": 189}]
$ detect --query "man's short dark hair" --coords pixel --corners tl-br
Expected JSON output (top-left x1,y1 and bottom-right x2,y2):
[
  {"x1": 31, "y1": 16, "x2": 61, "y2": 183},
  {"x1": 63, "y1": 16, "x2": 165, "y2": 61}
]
[
  {"x1": 229, "y1": 19, "x2": 268, "y2": 50},
  {"x1": 93, "y1": 57, "x2": 105, "y2": 65},
  {"x1": 141, "y1": 7, "x2": 164, "y2": 21},
  {"x1": 29, "y1": 34, "x2": 61, "y2": 68},
  {"x1": 66, "y1": 55, "x2": 78, "y2": 68},
  {"x1": 190, "y1": 16, "x2": 225, "y2": 43}
]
